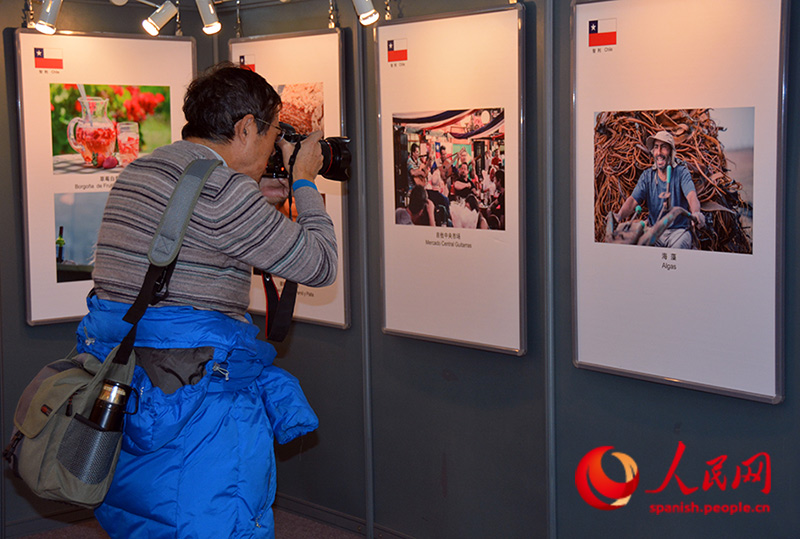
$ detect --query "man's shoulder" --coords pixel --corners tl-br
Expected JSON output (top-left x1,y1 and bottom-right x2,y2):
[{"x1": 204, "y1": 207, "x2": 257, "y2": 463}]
[
  {"x1": 668, "y1": 160, "x2": 693, "y2": 185},
  {"x1": 135, "y1": 140, "x2": 217, "y2": 169},
  {"x1": 153, "y1": 140, "x2": 224, "y2": 162},
  {"x1": 127, "y1": 141, "x2": 242, "y2": 194},
  {"x1": 674, "y1": 160, "x2": 692, "y2": 175}
]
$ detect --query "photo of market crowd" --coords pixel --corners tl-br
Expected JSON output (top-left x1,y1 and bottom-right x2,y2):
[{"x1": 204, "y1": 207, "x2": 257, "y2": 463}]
[{"x1": 393, "y1": 108, "x2": 505, "y2": 230}]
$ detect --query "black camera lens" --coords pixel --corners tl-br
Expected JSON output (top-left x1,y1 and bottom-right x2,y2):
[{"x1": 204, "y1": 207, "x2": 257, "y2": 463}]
[
  {"x1": 318, "y1": 137, "x2": 351, "y2": 182},
  {"x1": 263, "y1": 122, "x2": 351, "y2": 182}
]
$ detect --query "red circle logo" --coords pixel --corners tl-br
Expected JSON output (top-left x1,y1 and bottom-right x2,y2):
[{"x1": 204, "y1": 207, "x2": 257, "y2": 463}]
[{"x1": 575, "y1": 446, "x2": 640, "y2": 510}]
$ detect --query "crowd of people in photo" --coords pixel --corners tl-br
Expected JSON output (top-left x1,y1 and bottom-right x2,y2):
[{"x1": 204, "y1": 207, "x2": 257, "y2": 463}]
[{"x1": 395, "y1": 140, "x2": 505, "y2": 230}]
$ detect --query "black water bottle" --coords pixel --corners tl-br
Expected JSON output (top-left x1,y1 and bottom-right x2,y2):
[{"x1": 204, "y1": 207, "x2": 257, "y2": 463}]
[{"x1": 89, "y1": 380, "x2": 131, "y2": 431}]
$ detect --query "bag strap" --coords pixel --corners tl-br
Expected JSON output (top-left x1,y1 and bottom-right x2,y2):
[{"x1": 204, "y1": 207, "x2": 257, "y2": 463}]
[{"x1": 114, "y1": 159, "x2": 221, "y2": 364}]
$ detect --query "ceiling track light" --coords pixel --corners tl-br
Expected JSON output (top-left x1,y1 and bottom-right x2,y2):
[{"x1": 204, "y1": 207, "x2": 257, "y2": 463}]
[
  {"x1": 142, "y1": 0, "x2": 178, "y2": 36},
  {"x1": 35, "y1": 0, "x2": 63, "y2": 34},
  {"x1": 195, "y1": 0, "x2": 221, "y2": 35},
  {"x1": 351, "y1": 0, "x2": 379, "y2": 26}
]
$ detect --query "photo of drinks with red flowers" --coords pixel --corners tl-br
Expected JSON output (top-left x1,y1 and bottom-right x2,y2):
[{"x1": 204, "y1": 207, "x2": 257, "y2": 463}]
[{"x1": 50, "y1": 83, "x2": 170, "y2": 173}]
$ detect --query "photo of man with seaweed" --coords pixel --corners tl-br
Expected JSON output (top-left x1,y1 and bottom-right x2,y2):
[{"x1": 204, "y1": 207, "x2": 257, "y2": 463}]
[{"x1": 595, "y1": 108, "x2": 754, "y2": 254}]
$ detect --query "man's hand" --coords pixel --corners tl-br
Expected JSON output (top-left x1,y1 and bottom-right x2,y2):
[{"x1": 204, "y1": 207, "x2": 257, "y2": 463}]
[
  {"x1": 692, "y1": 211, "x2": 705, "y2": 229},
  {"x1": 616, "y1": 196, "x2": 638, "y2": 223},
  {"x1": 259, "y1": 176, "x2": 290, "y2": 205},
  {"x1": 277, "y1": 131, "x2": 324, "y2": 183}
]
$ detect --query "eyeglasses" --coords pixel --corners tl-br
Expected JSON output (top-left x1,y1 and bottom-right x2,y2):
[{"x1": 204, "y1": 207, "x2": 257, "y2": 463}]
[{"x1": 253, "y1": 117, "x2": 284, "y2": 142}]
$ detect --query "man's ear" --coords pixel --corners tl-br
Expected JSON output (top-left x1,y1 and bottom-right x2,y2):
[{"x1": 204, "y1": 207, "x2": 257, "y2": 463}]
[{"x1": 233, "y1": 114, "x2": 255, "y2": 143}]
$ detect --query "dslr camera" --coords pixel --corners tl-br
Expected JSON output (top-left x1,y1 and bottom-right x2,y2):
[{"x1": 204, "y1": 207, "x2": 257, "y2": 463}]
[{"x1": 265, "y1": 122, "x2": 351, "y2": 182}]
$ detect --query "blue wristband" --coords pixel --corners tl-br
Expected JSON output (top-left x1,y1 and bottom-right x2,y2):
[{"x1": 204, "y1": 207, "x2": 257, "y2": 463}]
[{"x1": 292, "y1": 179, "x2": 317, "y2": 191}]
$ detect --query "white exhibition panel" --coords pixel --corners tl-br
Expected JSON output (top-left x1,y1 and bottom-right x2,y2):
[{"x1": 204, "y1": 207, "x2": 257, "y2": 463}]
[
  {"x1": 16, "y1": 30, "x2": 194, "y2": 325},
  {"x1": 574, "y1": 0, "x2": 785, "y2": 401},
  {"x1": 377, "y1": 7, "x2": 525, "y2": 354},
  {"x1": 230, "y1": 30, "x2": 349, "y2": 329}
]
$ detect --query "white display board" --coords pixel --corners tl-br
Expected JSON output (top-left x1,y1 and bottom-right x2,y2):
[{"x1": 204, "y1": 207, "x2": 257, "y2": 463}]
[
  {"x1": 16, "y1": 30, "x2": 195, "y2": 325},
  {"x1": 230, "y1": 30, "x2": 349, "y2": 329},
  {"x1": 573, "y1": 0, "x2": 786, "y2": 402},
  {"x1": 377, "y1": 7, "x2": 525, "y2": 354}
]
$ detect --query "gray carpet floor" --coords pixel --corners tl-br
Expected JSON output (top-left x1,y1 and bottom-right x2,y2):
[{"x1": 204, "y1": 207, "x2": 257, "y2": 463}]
[{"x1": 19, "y1": 509, "x2": 363, "y2": 538}]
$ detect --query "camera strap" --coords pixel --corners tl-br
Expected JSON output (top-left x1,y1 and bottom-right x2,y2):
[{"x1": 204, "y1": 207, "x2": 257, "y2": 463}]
[
  {"x1": 262, "y1": 274, "x2": 298, "y2": 342},
  {"x1": 261, "y1": 141, "x2": 302, "y2": 343}
]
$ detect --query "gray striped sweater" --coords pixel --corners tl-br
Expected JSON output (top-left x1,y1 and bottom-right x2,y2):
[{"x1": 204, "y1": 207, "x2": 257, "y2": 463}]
[{"x1": 92, "y1": 140, "x2": 337, "y2": 321}]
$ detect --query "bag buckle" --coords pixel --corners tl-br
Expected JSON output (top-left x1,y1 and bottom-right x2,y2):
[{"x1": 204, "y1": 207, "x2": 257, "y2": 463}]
[
  {"x1": 152, "y1": 262, "x2": 176, "y2": 305},
  {"x1": 3, "y1": 431, "x2": 23, "y2": 476}
]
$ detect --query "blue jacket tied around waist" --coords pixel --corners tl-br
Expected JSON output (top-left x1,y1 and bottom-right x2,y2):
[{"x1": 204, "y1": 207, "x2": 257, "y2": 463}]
[{"x1": 76, "y1": 295, "x2": 319, "y2": 538}]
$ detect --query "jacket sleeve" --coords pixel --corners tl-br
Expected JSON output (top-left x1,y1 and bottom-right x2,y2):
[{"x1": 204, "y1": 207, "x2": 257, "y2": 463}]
[{"x1": 258, "y1": 365, "x2": 319, "y2": 445}]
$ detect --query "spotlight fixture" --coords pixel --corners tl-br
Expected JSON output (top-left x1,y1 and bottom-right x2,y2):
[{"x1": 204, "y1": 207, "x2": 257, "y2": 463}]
[
  {"x1": 351, "y1": 0, "x2": 379, "y2": 26},
  {"x1": 195, "y1": 0, "x2": 221, "y2": 35},
  {"x1": 35, "y1": 0, "x2": 63, "y2": 34},
  {"x1": 142, "y1": 1, "x2": 178, "y2": 36}
]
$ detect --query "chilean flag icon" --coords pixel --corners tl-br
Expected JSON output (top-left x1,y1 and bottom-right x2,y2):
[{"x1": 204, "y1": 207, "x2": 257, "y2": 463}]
[
  {"x1": 388, "y1": 39, "x2": 407, "y2": 62},
  {"x1": 34, "y1": 47, "x2": 63, "y2": 69},
  {"x1": 239, "y1": 54, "x2": 255, "y2": 72},
  {"x1": 589, "y1": 19, "x2": 617, "y2": 47}
]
